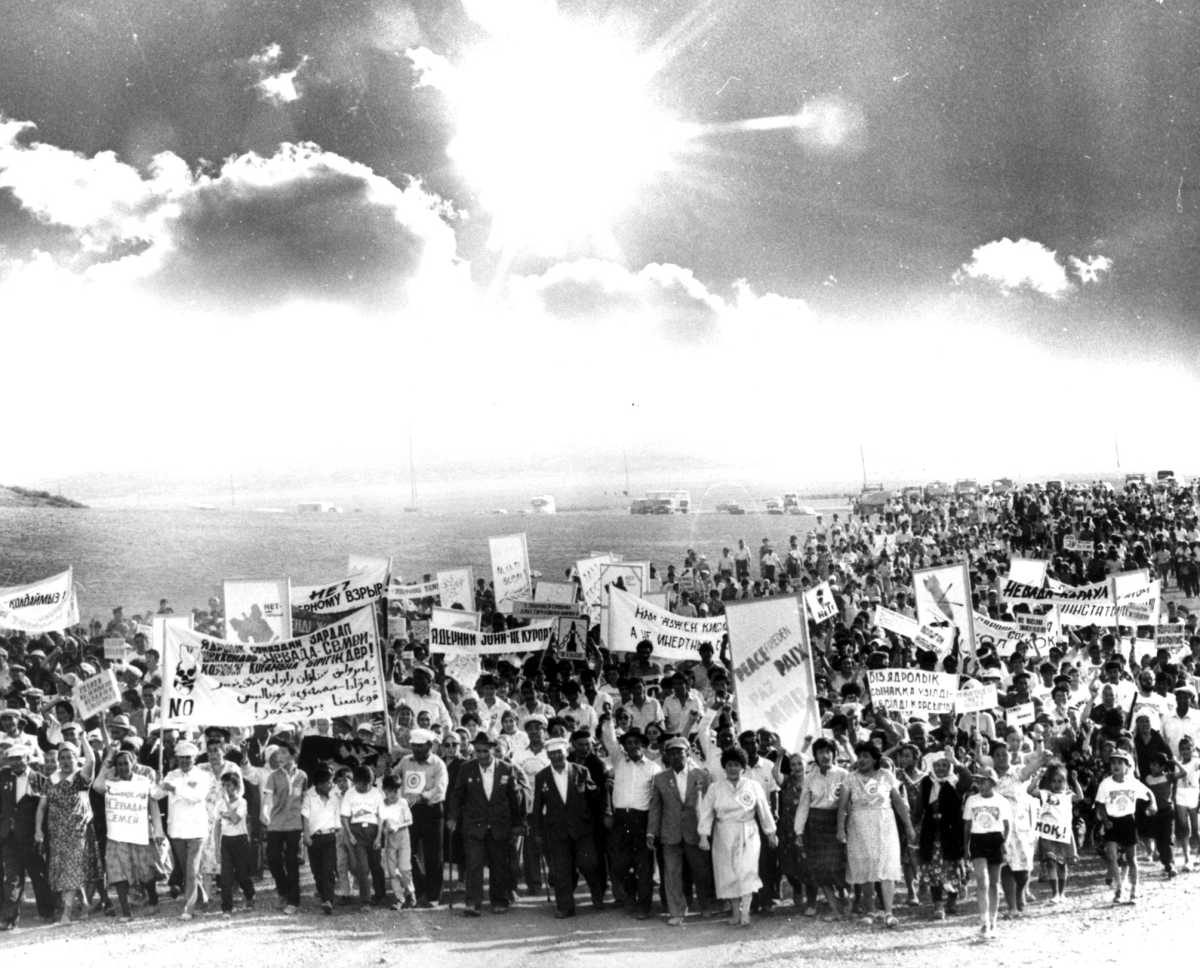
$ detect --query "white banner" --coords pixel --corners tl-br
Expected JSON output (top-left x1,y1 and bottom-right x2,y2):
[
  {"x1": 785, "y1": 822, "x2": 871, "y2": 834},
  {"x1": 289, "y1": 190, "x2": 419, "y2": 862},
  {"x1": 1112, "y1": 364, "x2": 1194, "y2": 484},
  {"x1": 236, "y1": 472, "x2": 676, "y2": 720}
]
[
  {"x1": 1006, "y1": 578, "x2": 1109, "y2": 603},
  {"x1": 223, "y1": 578, "x2": 291, "y2": 642},
  {"x1": 804, "y1": 581, "x2": 839, "y2": 624},
  {"x1": 725, "y1": 595, "x2": 821, "y2": 752},
  {"x1": 575, "y1": 554, "x2": 615, "y2": 618},
  {"x1": 388, "y1": 579, "x2": 440, "y2": 606},
  {"x1": 292, "y1": 563, "x2": 389, "y2": 617},
  {"x1": 867, "y1": 669, "x2": 958, "y2": 716},
  {"x1": 489, "y1": 533, "x2": 532, "y2": 611},
  {"x1": 1157, "y1": 623, "x2": 1186, "y2": 647},
  {"x1": 1007, "y1": 702, "x2": 1035, "y2": 726},
  {"x1": 606, "y1": 586, "x2": 726, "y2": 659},
  {"x1": 1063, "y1": 536, "x2": 1095, "y2": 554},
  {"x1": 956, "y1": 683, "x2": 998, "y2": 713},
  {"x1": 0, "y1": 568, "x2": 78, "y2": 633},
  {"x1": 1008, "y1": 558, "x2": 1048, "y2": 588},
  {"x1": 75, "y1": 668, "x2": 120, "y2": 719},
  {"x1": 103, "y1": 637, "x2": 127, "y2": 662},
  {"x1": 152, "y1": 615, "x2": 193, "y2": 658},
  {"x1": 104, "y1": 776, "x2": 152, "y2": 846},
  {"x1": 513, "y1": 599, "x2": 582, "y2": 619},
  {"x1": 876, "y1": 606, "x2": 919, "y2": 640},
  {"x1": 437, "y1": 568, "x2": 474, "y2": 610},
  {"x1": 428, "y1": 614, "x2": 555, "y2": 655},
  {"x1": 912, "y1": 563, "x2": 975, "y2": 653},
  {"x1": 431, "y1": 606, "x2": 480, "y2": 632},
  {"x1": 163, "y1": 606, "x2": 384, "y2": 725},
  {"x1": 1056, "y1": 580, "x2": 1161, "y2": 627},
  {"x1": 534, "y1": 580, "x2": 578, "y2": 605}
]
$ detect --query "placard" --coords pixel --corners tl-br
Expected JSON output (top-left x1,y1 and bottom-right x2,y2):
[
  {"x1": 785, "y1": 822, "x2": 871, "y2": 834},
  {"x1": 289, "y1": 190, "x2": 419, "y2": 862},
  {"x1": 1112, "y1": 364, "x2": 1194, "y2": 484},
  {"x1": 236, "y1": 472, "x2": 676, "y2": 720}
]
[
  {"x1": 913, "y1": 563, "x2": 976, "y2": 653},
  {"x1": 1157, "y1": 623, "x2": 1185, "y2": 647},
  {"x1": 804, "y1": 581, "x2": 839, "y2": 624},
  {"x1": 104, "y1": 776, "x2": 153, "y2": 846},
  {"x1": 534, "y1": 580, "x2": 578, "y2": 605},
  {"x1": 489, "y1": 533, "x2": 532, "y2": 612},
  {"x1": 575, "y1": 554, "x2": 615, "y2": 619},
  {"x1": 876, "y1": 606, "x2": 919, "y2": 640},
  {"x1": 1007, "y1": 702, "x2": 1036, "y2": 727},
  {"x1": 437, "y1": 568, "x2": 474, "y2": 611},
  {"x1": 599, "y1": 561, "x2": 650, "y2": 606},
  {"x1": 0, "y1": 568, "x2": 79, "y2": 633},
  {"x1": 956, "y1": 683, "x2": 998, "y2": 714},
  {"x1": 513, "y1": 599, "x2": 582, "y2": 619},
  {"x1": 554, "y1": 615, "x2": 589, "y2": 661},
  {"x1": 223, "y1": 578, "x2": 291, "y2": 642},
  {"x1": 1008, "y1": 558, "x2": 1048, "y2": 588},
  {"x1": 866, "y1": 669, "x2": 957, "y2": 716},
  {"x1": 75, "y1": 668, "x2": 121, "y2": 719},
  {"x1": 104, "y1": 637, "x2": 128, "y2": 662},
  {"x1": 1063, "y1": 536, "x2": 1094, "y2": 554}
]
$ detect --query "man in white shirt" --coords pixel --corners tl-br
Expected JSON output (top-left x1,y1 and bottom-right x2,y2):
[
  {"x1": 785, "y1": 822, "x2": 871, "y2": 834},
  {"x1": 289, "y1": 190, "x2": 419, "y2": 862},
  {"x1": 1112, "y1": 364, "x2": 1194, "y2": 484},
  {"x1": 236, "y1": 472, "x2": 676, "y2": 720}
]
[
  {"x1": 662, "y1": 674, "x2": 705, "y2": 737},
  {"x1": 161, "y1": 740, "x2": 213, "y2": 919},
  {"x1": 387, "y1": 665, "x2": 453, "y2": 732},
  {"x1": 600, "y1": 715, "x2": 661, "y2": 918},
  {"x1": 301, "y1": 766, "x2": 343, "y2": 913},
  {"x1": 622, "y1": 680, "x2": 663, "y2": 732},
  {"x1": 1162, "y1": 686, "x2": 1200, "y2": 757},
  {"x1": 558, "y1": 683, "x2": 598, "y2": 734}
]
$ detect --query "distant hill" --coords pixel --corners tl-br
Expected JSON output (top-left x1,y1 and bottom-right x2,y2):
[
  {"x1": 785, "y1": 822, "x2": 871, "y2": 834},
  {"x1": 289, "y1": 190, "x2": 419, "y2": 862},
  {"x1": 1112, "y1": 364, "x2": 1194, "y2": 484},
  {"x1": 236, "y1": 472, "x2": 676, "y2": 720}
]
[{"x1": 0, "y1": 486, "x2": 87, "y2": 509}]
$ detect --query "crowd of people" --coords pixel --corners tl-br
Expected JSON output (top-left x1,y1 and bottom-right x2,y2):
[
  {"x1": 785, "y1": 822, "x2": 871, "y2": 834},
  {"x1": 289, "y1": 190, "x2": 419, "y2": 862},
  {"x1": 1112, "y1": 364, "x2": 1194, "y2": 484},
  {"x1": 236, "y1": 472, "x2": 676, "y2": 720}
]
[{"x1": 2, "y1": 477, "x2": 1200, "y2": 945}]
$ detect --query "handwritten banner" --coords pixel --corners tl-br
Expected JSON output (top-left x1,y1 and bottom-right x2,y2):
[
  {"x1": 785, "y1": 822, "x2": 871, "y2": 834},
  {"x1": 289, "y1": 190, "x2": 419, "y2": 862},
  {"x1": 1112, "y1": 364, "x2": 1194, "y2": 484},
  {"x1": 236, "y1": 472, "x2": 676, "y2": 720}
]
[
  {"x1": 866, "y1": 669, "x2": 958, "y2": 716},
  {"x1": 513, "y1": 599, "x2": 583, "y2": 619},
  {"x1": 606, "y1": 586, "x2": 726, "y2": 659},
  {"x1": 163, "y1": 606, "x2": 384, "y2": 726},
  {"x1": 223, "y1": 578, "x2": 291, "y2": 643},
  {"x1": 725, "y1": 595, "x2": 821, "y2": 752},
  {"x1": 0, "y1": 568, "x2": 78, "y2": 633},
  {"x1": 75, "y1": 668, "x2": 121, "y2": 719},
  {"x1": 1063, "y1": 536, "x2": 1095, "y2": 554},
  {"x1": 489, "y1": 533, "x2": 531, "y2": 612},
  {"x1": 293, "y1": 563, "x2": 388, "y2": 617},
  {"x1": 876, "y1": 606, "x2": 919, "y2": 640},
  {"x1": 105, "y1": 776, "x2": 153, "y2": 845},
  {"x1": 956, "y1": 683, "x2": 998, "y2": 713},
  {"x1": 104, "y1": 637, "x2": 128, "y2": 662},
  {"x1": 575, "y1": 554, "x2": 615, "y2": 619}
]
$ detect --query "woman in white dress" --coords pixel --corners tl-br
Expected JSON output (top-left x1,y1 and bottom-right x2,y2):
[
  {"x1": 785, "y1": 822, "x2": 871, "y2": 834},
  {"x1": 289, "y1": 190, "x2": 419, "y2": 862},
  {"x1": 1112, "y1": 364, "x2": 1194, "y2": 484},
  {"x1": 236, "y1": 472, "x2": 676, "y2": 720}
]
[{"x1": 698, "y1": 747, "x2": 778, "y2": 927}]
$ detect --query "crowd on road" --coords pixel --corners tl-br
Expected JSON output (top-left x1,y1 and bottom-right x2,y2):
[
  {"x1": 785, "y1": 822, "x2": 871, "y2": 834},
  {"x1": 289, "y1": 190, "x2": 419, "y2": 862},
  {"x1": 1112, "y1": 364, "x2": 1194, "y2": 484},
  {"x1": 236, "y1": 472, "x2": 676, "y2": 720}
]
[{"x1": 4, "y1": 477, "x2": 1200, "y2": 944}]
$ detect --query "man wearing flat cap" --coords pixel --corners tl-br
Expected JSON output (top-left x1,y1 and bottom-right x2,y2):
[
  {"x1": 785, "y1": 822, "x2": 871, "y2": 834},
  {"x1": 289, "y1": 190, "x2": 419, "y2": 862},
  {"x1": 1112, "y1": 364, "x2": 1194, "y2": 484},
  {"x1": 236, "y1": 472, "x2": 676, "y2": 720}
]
[
  {"x1": 530, "y1": 737, "x2": 603, "y2": 918},
  {"x1": 398, "y1": 727, "x2": 449, "y2": 907},
  {"x1": 0, "y1": 739, "x2": 54, "y2": 929},
  {"x1": 648, "y1": 737, "x2": 715, "y2": 925},
  {"x1": 447, "y1": 732, "x2": 527, "y2": 916}
]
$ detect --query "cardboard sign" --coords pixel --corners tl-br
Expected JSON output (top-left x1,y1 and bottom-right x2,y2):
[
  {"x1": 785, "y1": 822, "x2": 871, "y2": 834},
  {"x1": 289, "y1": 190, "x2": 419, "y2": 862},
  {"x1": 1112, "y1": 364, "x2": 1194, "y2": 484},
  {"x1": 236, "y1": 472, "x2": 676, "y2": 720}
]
[
  {"x1": 956, "y1": 683, "x2": 998, "y2": 714},
  {"x1": 866, "y1": 669, "x2": 957, "y2": 716},
  {"x1": 437, "y1": 568, "x2": 474, "y2": 611},
  {"x1": 804, "y1": 581, "x2": 839, "y2": 624},
  {"x1": 1063, "y1": 536, "x2": 1094, "y2": 554},
  {"x1": 103, "y1": 637, "x2": 127, "y2": 662},
  {"x1": 513, "y1": 599, "x2": 582, "y2": 619},
  {"x1": 1157, "y1": 623, "x2": 1186, "y2": 647},
  {"x1": 534, "y1": 580, "x2": 578, "y2": 605},
  {"x1": 104, "y1": 776, "x2": 153, "y2": 846},
  {"x1": 876, "y1": 606, "x2": 919, "y2": 640},
  {"x1": 554, "y1": 616, "x2": 589, "y2": 660},
  {"x1": 1007, "y1": 702, "x2": 1036, "y2": 727},
  {"x1": 75, "y1": 668, "x2": 121, "y2": 719}
]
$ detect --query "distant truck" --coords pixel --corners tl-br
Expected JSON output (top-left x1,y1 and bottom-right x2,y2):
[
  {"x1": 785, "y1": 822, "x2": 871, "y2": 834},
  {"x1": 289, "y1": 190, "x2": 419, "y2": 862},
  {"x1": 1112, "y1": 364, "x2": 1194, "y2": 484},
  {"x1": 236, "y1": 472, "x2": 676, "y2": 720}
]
[
  {"x1": 991, "y1": 478, "x2": 1014, "y2": 494},
  {"x1": 954, "y1": 479, "x2": 979, "y2": 498},
  {"x1": 1157, "y1": 469, "x2": 1177, "y2": 483},
  {"x1": 924, "y1": 481, "x2": 951, "y2": 499}
]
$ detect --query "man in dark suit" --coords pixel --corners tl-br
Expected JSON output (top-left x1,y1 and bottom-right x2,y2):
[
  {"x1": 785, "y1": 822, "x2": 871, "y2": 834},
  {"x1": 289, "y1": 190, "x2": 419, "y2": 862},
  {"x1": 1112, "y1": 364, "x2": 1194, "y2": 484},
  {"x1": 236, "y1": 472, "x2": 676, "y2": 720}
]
[
  {"x1": 0, "y1": 740, "x2": 54, "y2": 930},
  {"x1": 447, "y1": 732, "x2": 526, "y2": 916},
  {"x1": 647, "y1": 737, "x2": 716, "y2": 925},
  {"x1": 530, "y1": 737, "x2": 604, "y2": 918}
]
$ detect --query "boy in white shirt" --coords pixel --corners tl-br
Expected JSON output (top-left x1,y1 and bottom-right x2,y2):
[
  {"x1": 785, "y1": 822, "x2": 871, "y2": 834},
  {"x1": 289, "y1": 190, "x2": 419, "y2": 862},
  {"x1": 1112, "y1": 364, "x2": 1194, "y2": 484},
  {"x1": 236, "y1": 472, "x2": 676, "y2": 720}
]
[
  {"x1": 378, "y1": 774, "x2": 416, "y2": 909},
  {"x1": 217, "y1": 773, "x2": 256, "y2": 917}
]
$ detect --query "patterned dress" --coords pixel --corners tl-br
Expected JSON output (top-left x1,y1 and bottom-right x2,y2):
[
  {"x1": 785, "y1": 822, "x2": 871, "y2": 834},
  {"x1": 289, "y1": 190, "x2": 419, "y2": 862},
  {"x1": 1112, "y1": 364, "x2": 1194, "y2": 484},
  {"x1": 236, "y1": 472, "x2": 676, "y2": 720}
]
[
  {"x1": 844, "y1": 770, "x2": 902, "y2": 885},
  {"x1": 45, "y1": 772, "x2": 102, "y2": 892}
]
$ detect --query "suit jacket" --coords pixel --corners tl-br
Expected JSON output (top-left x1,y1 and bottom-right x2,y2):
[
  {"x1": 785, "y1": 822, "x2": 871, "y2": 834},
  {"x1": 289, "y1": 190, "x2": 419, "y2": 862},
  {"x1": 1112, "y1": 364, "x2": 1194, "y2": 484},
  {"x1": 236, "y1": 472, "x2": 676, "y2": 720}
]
[
  {"x1": 0, "y1": 768, "x2": 50, "y2": 842},
  {"x1": 448, "y1": 759, "x2": 526, "y2": 841},
  {"x1": 530, "y1": 763, "x2": 596, "y2": 841},
  {"x1": 648, "y1": 766, "x2": 710, "y2": 846}
]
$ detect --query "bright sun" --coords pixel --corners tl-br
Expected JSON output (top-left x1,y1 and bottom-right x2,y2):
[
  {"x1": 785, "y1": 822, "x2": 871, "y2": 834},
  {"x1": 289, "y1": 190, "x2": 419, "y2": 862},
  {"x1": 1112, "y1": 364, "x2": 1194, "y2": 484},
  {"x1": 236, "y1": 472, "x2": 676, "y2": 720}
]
[{"x1": 447, "y1": 16, "x2": 680, "y2": 256}]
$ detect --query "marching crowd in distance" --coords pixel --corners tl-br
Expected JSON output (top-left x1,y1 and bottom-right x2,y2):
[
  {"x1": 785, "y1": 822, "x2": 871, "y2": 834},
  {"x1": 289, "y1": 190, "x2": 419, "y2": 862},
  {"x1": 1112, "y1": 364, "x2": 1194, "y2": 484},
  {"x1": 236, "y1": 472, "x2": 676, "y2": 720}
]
[{"x1": 3, "y1": 475, "x2": 1200, "y2": 942}]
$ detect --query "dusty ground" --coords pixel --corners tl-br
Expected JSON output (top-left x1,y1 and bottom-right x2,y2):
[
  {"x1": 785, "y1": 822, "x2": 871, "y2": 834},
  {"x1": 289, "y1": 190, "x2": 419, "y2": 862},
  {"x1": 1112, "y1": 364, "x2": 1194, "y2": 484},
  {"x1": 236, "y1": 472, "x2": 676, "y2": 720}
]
[{"x1": 0, "y1": 857, "x2": 1193, "y2": 968}]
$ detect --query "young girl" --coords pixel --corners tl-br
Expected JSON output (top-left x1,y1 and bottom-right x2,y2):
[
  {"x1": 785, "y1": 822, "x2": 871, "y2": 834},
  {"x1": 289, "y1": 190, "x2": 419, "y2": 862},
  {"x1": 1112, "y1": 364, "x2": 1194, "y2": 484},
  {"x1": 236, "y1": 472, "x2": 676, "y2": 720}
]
[
  {"x1": 1142, "y1": 752, "x2": 1181, "y2": 877},
  {"x1": 1175, "y1": 737, "x2": 1200, "y2": 871},
  {"x1": 962, "y1": 767, "x2": 1012, "y2": 941},
  {"x1": 1095, "y1": 749, "x2": 1155, "y2": 904},
  {"x1": 377, "y1": 775, "x2": 415, "y2": 910},
  {"x1": 1027, "y1": 764, "x2": 1082, "y2": 904}
]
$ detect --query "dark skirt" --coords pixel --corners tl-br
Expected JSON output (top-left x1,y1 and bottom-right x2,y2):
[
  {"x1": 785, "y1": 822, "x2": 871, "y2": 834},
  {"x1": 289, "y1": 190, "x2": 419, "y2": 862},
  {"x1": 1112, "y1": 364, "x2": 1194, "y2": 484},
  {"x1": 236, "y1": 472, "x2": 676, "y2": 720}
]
[
  {"x1": 969, "y1": 832, "x2": 1005, "y2": 864},
  {"x1": 802, "y1": 808, "x2": 845, "y2": 887}
]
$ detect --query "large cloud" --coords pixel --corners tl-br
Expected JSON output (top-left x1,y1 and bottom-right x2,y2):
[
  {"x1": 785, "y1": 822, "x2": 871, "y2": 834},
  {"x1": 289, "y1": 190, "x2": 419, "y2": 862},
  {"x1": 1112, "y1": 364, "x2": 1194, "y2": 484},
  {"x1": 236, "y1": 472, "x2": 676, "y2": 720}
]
[
  {"x1": 953, "y1": 237, "x2": 1076, "y2": 298},
  {"x1": 0, "y1": 117, "x2": 458, "y2": 307}
]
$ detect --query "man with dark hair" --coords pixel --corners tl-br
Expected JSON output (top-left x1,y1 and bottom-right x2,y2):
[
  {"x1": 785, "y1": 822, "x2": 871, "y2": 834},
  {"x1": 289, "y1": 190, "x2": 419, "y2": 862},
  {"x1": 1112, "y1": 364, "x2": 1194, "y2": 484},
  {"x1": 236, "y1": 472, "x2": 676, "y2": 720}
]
[
  {"x1": 531, "y1": 737, "x2": 603, "y2": 918},
  {"x1": 301, "y1": 766, "x2": 341, "y2": 914},
  {"x1": 601, "y1": 714, "x2": 661, "y2": 918}
]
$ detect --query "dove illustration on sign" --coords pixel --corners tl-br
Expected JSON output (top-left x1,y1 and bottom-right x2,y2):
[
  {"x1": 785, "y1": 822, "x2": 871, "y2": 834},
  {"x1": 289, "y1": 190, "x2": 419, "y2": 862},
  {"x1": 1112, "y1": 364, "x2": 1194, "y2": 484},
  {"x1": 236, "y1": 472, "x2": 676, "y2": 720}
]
[{"x1": 922, "y1": 572, "x2": 960, "y2": 623}]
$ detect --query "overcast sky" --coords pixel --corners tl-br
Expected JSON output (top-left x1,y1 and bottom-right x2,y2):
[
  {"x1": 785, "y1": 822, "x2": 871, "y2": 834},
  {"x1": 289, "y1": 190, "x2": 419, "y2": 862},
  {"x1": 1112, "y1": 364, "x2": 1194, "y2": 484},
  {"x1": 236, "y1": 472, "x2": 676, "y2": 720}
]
[{"x1": 1, "y1": 0, "x2": 1197, "y2": 495}]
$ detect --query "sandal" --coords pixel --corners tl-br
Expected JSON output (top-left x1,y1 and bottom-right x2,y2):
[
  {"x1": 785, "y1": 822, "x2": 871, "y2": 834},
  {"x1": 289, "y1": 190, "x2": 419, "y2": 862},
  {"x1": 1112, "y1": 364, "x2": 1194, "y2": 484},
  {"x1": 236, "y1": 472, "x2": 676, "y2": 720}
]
[{"x1": 884, "y1": 915, "x2": 899, "y2": 928}]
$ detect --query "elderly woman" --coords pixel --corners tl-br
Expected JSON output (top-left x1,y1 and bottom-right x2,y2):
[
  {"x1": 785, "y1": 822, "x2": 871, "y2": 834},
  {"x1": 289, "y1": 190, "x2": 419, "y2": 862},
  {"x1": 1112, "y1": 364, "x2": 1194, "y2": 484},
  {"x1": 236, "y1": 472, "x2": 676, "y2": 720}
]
[
  {"x1": 35, "y1": 738, "x2": 99, "y2": 923},
  {"x1": 93, "y1": 748, "x2": 163, "y2": 922},
  {"x1": 913, "y1": 748, "x2": 972, "y2": 919},
  {"x1": 836, "y1": 742, "x2": 916, "y2": 928},
  {"x1": 697, "y1": 747, "x2": 777, "y2": 927},
  {"x1": 794, "y1": 738, "x2": 849, "y2": 919}
]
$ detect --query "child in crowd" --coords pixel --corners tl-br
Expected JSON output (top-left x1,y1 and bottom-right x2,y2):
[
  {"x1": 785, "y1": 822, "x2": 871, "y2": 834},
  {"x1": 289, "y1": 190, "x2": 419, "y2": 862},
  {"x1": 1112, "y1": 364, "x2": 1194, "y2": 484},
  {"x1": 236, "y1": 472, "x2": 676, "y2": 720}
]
[
  {"x1": 340, "y1": 766, "x2": 386, "y2": 906},
  {"x1": 334, "y1": 767, "x2": 354, "y2": 900},
  {"x1": 217, "y1": 772, "x2": 256, "y2": 917},
  {"x1": 1142, "y1": 751, "x2": 1181, "y2": 877},
  {"x1": 379, "y1": 775, "x2": 416, "y2": 910},
  {"x1": 1095, "y1": 750, "x2": 1155, "y2": 904},
  {"x1": 1028, "y1": 764, "x2": 1082, "y2": 904},
  {"x1": 1175, "y1": 737, "x2": 1200, "y2": 871},
  {"x1": 963, "y1": 767, "x2": 1012, "y2": 941}
]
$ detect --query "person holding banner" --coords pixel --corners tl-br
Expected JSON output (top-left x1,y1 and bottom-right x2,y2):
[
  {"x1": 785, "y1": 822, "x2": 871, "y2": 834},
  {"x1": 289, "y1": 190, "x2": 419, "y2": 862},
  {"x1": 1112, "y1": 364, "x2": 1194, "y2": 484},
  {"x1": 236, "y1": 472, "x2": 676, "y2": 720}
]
[
  {"x1": 696, "y1": 746, "x2": 777, "y2": 927},
  {"x1": 35, "y1": 736, "x2": 98, "y2": 923},
  {"x1": 836, "y1": 742, "x2": 916, "y2": 929},
  {"x1": 92, "y1": 749, "x2": 162, "y2": 922}
]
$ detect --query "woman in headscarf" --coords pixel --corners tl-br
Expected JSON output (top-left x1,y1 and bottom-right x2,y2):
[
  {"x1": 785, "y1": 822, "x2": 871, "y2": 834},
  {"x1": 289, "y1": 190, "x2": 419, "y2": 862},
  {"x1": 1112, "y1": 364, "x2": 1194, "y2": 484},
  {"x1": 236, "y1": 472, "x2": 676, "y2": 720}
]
[
  {"x1": 93, "y1": 748, "x2": 163, "y2": 922},
  {"x1": 912, "y1": 748, "x2": 972, "y2": 919},
  {"x1": 35, "y1": 737, "x2": 99, "y2": 922},
  {"x1": 836, "y1": 742, "x2": 917, "y2": 928},
  {"x1": 794, "y1": 738, "x2": 849, "y2": 920},
  {"x1": 697, "y1": 747, "x2": 778, "y2": 927}
]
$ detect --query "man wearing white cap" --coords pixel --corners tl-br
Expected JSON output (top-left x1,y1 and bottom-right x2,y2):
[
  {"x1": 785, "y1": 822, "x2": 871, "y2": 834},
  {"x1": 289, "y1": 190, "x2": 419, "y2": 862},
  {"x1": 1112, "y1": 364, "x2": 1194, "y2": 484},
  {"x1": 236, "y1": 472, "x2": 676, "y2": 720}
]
[
  {"x1": 399, "y1": 728, "x2": 448, "y2": 907},
  {"x1": 530, "y1": 737, "x2": 603, "y2": 918},
  {"x1": 161, "y1": 739, "x2": 213, "y2": 919},
  {"x1": 512, "y1": 714, "x2": 551, "y2": 895},
  {"x1": 0, "y1": 740, "x2": 54, "y2": 929}
]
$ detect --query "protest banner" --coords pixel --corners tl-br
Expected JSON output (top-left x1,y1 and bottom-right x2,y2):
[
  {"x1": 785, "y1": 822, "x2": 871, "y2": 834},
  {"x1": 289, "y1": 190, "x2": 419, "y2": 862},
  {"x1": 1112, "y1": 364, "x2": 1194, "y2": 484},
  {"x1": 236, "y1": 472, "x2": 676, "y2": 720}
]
[
  {"x1": 104, "y1": 777, "x2": 152, "y2": 846},
  {"x1": 0, "y1": 568, "x2": 79, "y2": 633},
  {"x1": 599, "y1": 561, "x2": 650, "y2": 606},
  {"x1": 388, "y1": 579, "x2": 440, "y2": 606},
  {"x1": 915, "y1": 624, "x2": 952, "y2": 656},
  {"x1": 437, "y1": 568, "x2": 473, "y2": 610},
  {"x1": 1063, "y1": 536, "x2": 1095, "y2": 555},
  {"x1": 513, "y1": 599, "x2": 582, "y2": 619},
  {"x1": 913, "y1": 563, "x2": 976, "y2": 654},
  {"x1": 606, "y1": 586, "x2": 726, "y2": 660},
  {"x1": 152, "y1": 614, "x2": 193, "y2": 658},
  {"x1": 575, "y1": 554, "x2": 615, "y2": 619},
  {"x1": 443, "y1": 651, "x2": 482, "y2": 689},
  {"x1": 1110, "y1": 570, "x2": 1151, "y2": 606},
  {"x1": 643, "y1": 592, "x2": 667, "y2": 609},
  {"x1": 1055, "y1": 580, "x2": 1160, "y2": 627},
  {"x1": 75, "y1": 668, "x2": 120, "y2": 719},
  {"x1": 427, "y1": 617, "x2": 556, "y2": 655},
  {"x1": 1006, "y1": 578, "x2": 1109, "y2": 603},
  {"x1": 104, "y1": 637, "x2": 127, "y2": 662},
  {"x1": 489, "y1": 533, "x2": 531, "y2": 612},
  {"x1": 223, "y1": 578, "x2": 291, "y2": 642},
  {"x1": 1157, "y1": 623, "x2": 1185, "y2": 647},
  {"x1": 534, "y1": 580, "x2": 578, "y2": 605},
  {"x1": 348, "y1": 554, "x2": 391, "y2": 578},
  {"x1": 386, "y1": 611, "x2": 407, "y2": 642},
  {"x1": 1007, "y1": 702, "x2": 1035, "y2": 727},
  {"x1": 725, "y1": 595, "x2": 821, "y2": 752},
  {"x1": 804, "y1": 581, "x2": 839, "y2": 624},
  {"x1": 956, "y1": 683, "x2": 998, "y2": 714},
  {"x1": 866, "y1": 669, "x2": 957, "y2": 716},
  {"x1": 875, "y1": 606, "x2": 919, "y2": 640},
  {"x1": 1008, "y1": 558, "x2": 1048, "y2": 588},
  {"x1": 162, "y1": 606, "x2": 385, "y2": 726},
  {"x1": 554, "y1": 615, "x2": 588, "y2": 660},
  {"x1": 292, "y1": 563, "x2": 389, "y2": 619},
  {"x1": 409, "y1": 619, "x2": 430, "y2": 641}
]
